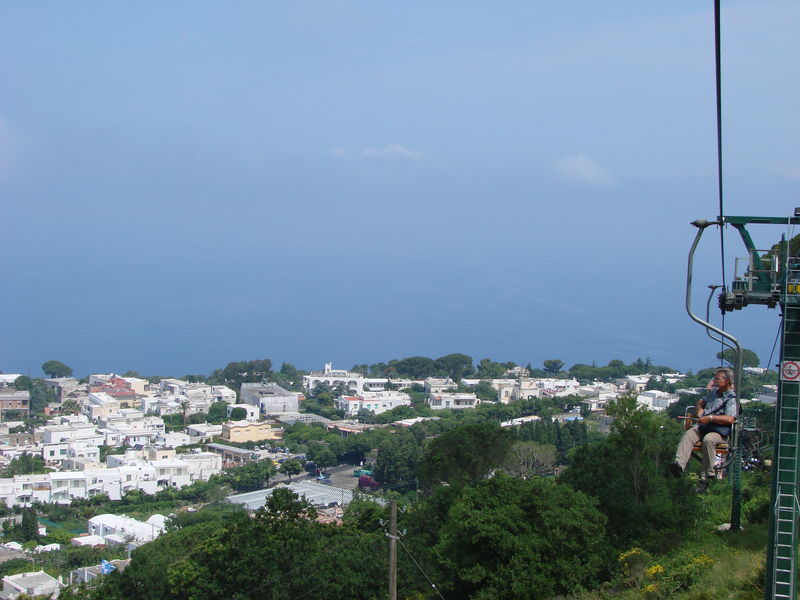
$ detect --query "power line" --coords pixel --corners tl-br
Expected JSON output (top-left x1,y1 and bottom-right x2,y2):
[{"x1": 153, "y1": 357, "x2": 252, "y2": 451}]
[{"x1": 397, "y1": 535, "x2": 446, "y2": 600}]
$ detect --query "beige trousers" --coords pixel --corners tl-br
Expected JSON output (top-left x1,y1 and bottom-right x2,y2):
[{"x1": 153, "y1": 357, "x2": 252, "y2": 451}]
[{"x1": 674, "y1": 426, "x2": 723, "y2": 479}]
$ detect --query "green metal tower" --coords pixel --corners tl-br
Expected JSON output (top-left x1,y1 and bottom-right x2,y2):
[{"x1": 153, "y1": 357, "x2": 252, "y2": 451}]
[{"x1": 690, "y1": 214, "x2": 800, "y2": 599}]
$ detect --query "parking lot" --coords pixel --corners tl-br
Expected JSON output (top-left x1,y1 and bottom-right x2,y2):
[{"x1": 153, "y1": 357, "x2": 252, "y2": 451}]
[{"x1": 269, "y1": 462, "x2": 359, "y2": 490}]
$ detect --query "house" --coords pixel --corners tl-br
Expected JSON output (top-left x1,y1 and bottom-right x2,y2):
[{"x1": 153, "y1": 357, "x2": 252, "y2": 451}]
[
  {"x1": 226, "y1": 403, "x2": 260, "y2": 422},
  {"x1": 240, "y1": 383, "x2": 301, "y2": 415},
  {"x1": 334, "y1": 391, "x2": 412, "y2": 417},
  {"x1": 70, "y1": 559, "x2": 130, "y2": 584},
  {"x1": 0, "y1": 571, "x2": 62, "y2": 599},
  {"x1": 87, "y1": 513, "x2": 166, "y2": 545},
  {"x1": 221, "y1": 421, "x2": 280, "y2": 443},
  {"x1": 636, "y1": 390, "x2": 679, "y2": 412},
  {"x1": 84, "y1": 392, "x2": 120, "y2": 420},
  {"x1": 0, "y1": 391, "x2": 29, "y2": 416},
  {"x1": 423, "y1": 378, "x2": 456, "y2": 395},
  {"x1": 303, "y1": 363, "x2": 365, "y2": 395},
  {"x1": 428, "y1": 393, "x2": 479, "y2": 410},
  {"x1": 186, "y1": 423, "x2": 223, "y2": 441}
]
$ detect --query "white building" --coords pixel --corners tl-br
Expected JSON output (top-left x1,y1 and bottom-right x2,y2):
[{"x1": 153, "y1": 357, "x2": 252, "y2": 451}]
[
  {"x1": 226, "y1": 403, "x2": 259, "y2": 421},
  {"x1": 304, "y1": 363, "x2": 365, "y2": 395},
  {"x1": 1, "y1": 571, "x2": 61, "y2": 600},
  {"x1": 428, "y1": 393, "x2": 480, "y2": 410},
  {"x1": 240, "y1": 382, "x2": 301, "y2": 415},
  {"x1": 424, "y1": 378, "x2": 457, "y2": 395},
  {"x1": 84, "y1": 392, "x2": 120, "y2": 420},
  {"x1": 186, "y1": 423, "x2": 223, "y2": 441},
  {"x1": 87, "y1": 513, "x2": 166, "y2": 545},
  {"x1": 334, "y1": 391, "x2": 412, "y2": 417},
  {"x1": 636, "y1": 390, "x2": 680, "y2": 412}
]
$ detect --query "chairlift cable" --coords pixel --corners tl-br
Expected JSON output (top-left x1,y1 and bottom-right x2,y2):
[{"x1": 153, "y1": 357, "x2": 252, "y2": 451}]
[
  {"x1": 758, "y1": 320, "x2": 782, "y2": 398},
  {"x1": 713, "y1": 0, "x2": 727, "y2": 365}
]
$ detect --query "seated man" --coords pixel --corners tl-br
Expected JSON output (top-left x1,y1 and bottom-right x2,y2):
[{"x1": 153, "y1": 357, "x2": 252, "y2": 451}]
[{"x1": 669, "y1": 367, "x2": 737, "y2": 493}]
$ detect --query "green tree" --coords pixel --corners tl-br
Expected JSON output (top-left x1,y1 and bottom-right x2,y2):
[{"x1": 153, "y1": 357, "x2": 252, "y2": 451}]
[
  {"x1": 313, "y1": 447, "x2": 336, "y2": 471},
  {"x1": 542, "y1": 359, "x2": 564, "y2": 375},
  {"x1": 279, "y1": 459, "x2": 303, "y2": 482},
  {"x1": 473, "y1": 380, "x2": 498, "y2": 402},
  {"x1": 433, "y1": 353, "x2": 474, "y2": 380},
  {"x1": 501, "y1": 441, "x2": 556, "y2": 478},
  {"x1": 19, "y1": 508, "x2": 39, "y2": 542},
  {"x1": 41, "y1": 360, "x2": 73, "y2": 378},
  {"x1": 716, "y1": 347, "x2": 760, "y2": 369},
  {"x1": 179, "y1": 400, "x2": 191, "y2": 425},
  {"x1": 28, "y1": 380, "x2": 56, "y2": 414},
  {"x1": 61, "y1": 399, "x2": 81, "y2": 415},
  {"x1": 206, "y1": 400, "x2": 228, "y2": 423},
  {"x1": 374, "y1": 428, "x2": 422, "y2": 488},
  {"x1": 432, "y1": 475, "x2": 609, "y2": 599},
  {"x1": 210, "y1": 460, "x2": 275, "y2": 493},
  {"x1": 13, "y1": 376, "x2": 33, "y2": 391},
  {"x1": 229, "y1": 407, "x2": 247, "y2": 420},
  {"x1": 1, "y1": 454, "x2": 48, "y2": 477},
  {"x1": 419, "y1": 422, "x2": 514, "y2": 486},
  {"x1": 561, "y1": 394, "x2": 698, "y2": 550},
  {"x1": 476, "y1": 358, "x2": 507, "y2": 379}
]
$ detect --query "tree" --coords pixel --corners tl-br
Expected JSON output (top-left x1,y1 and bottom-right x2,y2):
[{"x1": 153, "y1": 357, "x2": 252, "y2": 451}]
[
  {"x1": 19, "y1": 508, "x2": 39, "y2": 542},
  {"x1": 211, "y1": 460, "x2": 275, "y2": 493},
  {"x1": 279, "y1": 459, "x2": 303, "y2": 482},
  {"x1": 229, "y1": 407, "x2": 247, "y2": 421},
  {"x1": 61, "y1": 399, "x2": 81, "y2": 415},
  {"x1": 313, "y1": 447, "x2": 336, "y2": 471},
  {"x1": 13, "y1": 376, "x2": 32, "y2": 391},
  {"x1": 716, "y1": 347, "x2": 760, "y2": 369},
  {"x1": 473, "y1": 380, "x2": 498, "y2": 402},
  {"x1": 501, "y1": 441, "x2": 556, "y2": 478},
  {"x1": 543, "y1": 359, "x2": 564, "y2": 375},
  {"x1": 433, "y1": 353, "x2": 474, "y2": 380},
  {"x1": 419, "y1": 422, "x2": 514, "y2": 486},
  {"x1": 41, "y1": 360, "x2": 72, "y2": 378},
  {"x1": 179, "y1": 400, "x2": 191, "y2": 425},
  {"x1": 207, "y1": 400, "x2": 228, "y2": 424},
  {"x1": 432, "y1": 475, "x2": 609, "y2": 599},
  {"x1": 476, "y1": 358, "x2": 506, "y2": 379},
  {"x1": 561, "y1": 393, "x2": 698, "y2": 550}
]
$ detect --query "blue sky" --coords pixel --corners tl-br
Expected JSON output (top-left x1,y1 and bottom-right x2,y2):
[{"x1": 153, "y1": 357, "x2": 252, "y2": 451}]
[{"x1": 1, "y1": 1, "x2": 798, "y2": 378}]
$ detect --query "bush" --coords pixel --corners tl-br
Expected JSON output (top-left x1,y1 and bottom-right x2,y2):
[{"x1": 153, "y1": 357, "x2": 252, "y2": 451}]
[{"x1": 744, "y1": 493, "x2": 770, "y2": 524}]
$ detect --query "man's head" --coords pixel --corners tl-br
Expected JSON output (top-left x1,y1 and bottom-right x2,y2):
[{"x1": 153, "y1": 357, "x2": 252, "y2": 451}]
[{"x1": 713, "y1": 368, "x2": 734, "y2": 392}]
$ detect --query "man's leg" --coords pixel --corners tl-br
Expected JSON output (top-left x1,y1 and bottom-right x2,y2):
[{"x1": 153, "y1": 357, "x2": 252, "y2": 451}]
[
  {"x1": 674, "y1": 427, "x2": 702, "y2": 471},
  {"x1": 700, "y1": 432, "x2": 724, "y2": 479}
]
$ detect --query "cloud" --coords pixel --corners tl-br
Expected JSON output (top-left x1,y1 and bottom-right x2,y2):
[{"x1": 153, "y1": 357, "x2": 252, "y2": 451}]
[
  {"x1": 329, "y1": 147, "x2": 347, "y2": 157},
  {"x1": 554, "y1": 155, "x2": 613, "y2": 186},
  {"x1": 362, "y1": 144, "x2": 422, "y2": 159}
]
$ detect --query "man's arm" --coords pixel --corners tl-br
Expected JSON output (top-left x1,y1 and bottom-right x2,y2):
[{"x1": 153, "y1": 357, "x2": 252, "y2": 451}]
[{"x1": 698, "y1": 412, "x2": 735, "y2": 426}]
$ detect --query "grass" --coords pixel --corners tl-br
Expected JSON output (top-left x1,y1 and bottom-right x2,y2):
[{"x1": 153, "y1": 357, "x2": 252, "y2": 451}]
[{"x1": 565, "y1": 473, "x2": 771, "y2": 600}]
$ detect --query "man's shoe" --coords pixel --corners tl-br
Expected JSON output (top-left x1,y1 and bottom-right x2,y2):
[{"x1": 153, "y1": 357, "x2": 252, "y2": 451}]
[
  {"x1": 694, "y1": 478, "x2": 709, "y2": 494},
  {"x1": 668, "y1": 462, "x2": 683, "y2": 478}
]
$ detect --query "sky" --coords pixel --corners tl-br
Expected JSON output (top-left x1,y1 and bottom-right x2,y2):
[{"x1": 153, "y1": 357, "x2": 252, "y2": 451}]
[{"x1": 1, "y1": 1, "x2": 799, "y2": 378}]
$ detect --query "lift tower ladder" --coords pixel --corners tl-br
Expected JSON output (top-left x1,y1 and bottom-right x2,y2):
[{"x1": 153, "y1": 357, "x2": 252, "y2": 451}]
[{"x1": 713, "y1": 214, "x2": 800, "y2": 600}]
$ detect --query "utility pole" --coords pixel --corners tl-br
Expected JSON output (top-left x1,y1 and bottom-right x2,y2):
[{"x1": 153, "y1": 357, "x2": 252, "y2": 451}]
[{"x1": 388, "y1": 500, "x2": 397, "y2": 600}]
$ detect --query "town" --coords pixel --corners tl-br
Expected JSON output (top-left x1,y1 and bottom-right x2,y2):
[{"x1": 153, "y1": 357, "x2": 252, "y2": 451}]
[{"x1": 0, "y1": 356, "x2": 775, "y2": 598}]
